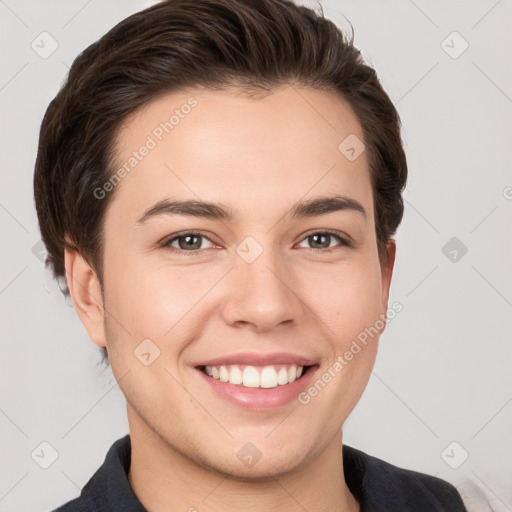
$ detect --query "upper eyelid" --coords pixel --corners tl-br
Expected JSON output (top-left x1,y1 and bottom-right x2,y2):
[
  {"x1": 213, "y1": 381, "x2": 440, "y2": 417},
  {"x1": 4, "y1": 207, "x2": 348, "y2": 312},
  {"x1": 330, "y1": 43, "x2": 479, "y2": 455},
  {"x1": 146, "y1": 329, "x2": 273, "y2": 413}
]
[{"x1": 299, "y1": 229, "x2": 349, "y2": 240}]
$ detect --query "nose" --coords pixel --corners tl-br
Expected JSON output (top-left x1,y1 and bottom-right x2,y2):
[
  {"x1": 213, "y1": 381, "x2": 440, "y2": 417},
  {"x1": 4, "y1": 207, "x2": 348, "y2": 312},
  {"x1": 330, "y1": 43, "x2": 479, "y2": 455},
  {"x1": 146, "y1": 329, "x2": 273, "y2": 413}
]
[{"x1": 220, "y1": 241, "x2": 305, "y2": 333}]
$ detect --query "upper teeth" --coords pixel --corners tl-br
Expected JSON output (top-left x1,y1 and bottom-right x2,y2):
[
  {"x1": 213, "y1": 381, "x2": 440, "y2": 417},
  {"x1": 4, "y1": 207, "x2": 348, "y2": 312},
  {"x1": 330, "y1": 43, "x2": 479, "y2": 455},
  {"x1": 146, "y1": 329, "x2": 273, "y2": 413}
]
[{"x1": 204, "y1": 364, "x2": 304, "y2": 388}]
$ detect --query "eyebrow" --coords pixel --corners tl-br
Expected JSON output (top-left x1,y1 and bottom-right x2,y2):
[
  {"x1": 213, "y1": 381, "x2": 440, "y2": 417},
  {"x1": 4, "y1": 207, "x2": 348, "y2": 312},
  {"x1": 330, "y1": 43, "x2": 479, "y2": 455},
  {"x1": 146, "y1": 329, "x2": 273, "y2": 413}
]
[{"x1": 137, "y1": 194, "x2": 367, "y2": 224}]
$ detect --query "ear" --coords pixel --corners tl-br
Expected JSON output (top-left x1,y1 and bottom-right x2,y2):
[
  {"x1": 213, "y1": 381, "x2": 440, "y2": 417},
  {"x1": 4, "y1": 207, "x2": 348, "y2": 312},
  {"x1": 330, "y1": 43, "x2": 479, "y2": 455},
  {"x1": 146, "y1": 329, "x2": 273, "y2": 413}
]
[
  {"x1": 64, "y1": 248, "x2": 106, "y2": 348},
  {"x1": 380, "y1": 238, "x2": 396, "y2": 311}
]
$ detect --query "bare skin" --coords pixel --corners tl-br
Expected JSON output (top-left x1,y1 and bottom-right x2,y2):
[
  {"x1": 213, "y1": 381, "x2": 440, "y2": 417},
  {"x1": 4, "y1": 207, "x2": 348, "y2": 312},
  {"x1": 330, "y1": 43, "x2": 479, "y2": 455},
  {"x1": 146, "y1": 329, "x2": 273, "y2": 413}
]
[{"x1": 65, "y1": 84, "x2": 395, "y2": 511}]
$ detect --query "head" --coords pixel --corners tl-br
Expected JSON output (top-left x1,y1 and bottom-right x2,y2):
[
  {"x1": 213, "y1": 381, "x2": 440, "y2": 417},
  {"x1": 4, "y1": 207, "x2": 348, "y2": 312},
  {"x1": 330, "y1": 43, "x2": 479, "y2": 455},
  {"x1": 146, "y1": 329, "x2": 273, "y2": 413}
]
[{"x1": 34, "y1": 0, "x2": 406, "y2": 479}]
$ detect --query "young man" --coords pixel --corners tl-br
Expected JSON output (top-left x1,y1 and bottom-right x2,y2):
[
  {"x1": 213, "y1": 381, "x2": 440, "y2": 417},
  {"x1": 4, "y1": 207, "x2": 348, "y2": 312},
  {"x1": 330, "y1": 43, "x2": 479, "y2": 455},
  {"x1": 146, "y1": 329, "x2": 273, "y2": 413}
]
[{"x1": 34, "y1": 0, "x2": 468, "y2": 510}]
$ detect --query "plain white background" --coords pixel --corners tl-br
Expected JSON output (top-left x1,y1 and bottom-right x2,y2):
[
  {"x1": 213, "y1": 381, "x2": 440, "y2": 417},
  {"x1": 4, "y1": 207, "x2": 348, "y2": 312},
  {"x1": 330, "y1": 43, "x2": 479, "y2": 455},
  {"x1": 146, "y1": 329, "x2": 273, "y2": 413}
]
[{"x1": 0, "y1": 0, "x2": 511, "y2": 510}]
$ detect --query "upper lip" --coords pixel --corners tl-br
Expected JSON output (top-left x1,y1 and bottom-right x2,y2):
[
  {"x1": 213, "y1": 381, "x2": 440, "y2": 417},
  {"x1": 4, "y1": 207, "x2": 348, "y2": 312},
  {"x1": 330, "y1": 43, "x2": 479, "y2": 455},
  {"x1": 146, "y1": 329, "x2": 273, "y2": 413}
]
[{"x1": 194, "y1": 352, "x2": 318, "y2": 367}]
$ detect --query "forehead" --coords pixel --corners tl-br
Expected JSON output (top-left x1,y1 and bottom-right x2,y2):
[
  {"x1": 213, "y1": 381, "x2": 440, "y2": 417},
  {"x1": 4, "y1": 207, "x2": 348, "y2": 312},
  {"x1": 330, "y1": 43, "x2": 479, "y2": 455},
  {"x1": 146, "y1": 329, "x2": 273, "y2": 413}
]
[{"x1": 109, "y1": 85, "x2": 373, "y2": 224}]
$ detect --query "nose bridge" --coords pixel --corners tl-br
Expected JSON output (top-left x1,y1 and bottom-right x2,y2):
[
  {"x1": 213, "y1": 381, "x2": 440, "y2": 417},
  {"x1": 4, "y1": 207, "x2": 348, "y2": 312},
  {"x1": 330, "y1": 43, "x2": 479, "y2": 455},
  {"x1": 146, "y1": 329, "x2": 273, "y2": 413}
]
[{"x1": 221, "y1": 234, "x2": 304, "y2": 331}]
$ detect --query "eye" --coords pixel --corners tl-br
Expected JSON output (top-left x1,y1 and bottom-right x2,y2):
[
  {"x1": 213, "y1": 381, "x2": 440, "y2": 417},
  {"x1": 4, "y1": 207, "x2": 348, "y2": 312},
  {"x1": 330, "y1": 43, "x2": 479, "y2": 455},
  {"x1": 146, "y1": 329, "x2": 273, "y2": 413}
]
[
  {"x1": 160, "y1": 229, "x2": 352, "y2": 255},
  {"x1": 161, "y1": 231, "x2": 216, "y2": 253},
  {"x1": 297, "y1": 230, "x2": 351, "y2": 252}
]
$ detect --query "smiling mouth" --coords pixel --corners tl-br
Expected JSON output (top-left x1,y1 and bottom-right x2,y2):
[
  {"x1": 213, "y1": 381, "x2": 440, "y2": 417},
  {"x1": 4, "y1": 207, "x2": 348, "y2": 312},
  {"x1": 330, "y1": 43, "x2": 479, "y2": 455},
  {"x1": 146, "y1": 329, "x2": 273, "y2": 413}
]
[{"x1": 198, "y1": 363, "x2": 315, "y2": 389}]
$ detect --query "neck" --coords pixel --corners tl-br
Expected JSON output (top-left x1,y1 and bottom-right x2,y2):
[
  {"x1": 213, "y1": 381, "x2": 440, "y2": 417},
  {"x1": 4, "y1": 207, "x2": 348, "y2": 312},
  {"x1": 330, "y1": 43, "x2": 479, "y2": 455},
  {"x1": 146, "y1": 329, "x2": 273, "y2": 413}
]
[{"x1": 127, "y1": 409, "x2": 359, "y2": 511}]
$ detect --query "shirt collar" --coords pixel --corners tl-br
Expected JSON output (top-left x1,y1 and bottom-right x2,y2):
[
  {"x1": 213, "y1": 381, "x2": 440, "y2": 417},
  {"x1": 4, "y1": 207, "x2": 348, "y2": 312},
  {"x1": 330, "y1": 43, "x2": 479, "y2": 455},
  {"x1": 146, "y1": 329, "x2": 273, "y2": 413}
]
[{"x1": 80, "y1": 434, "x2": 463, "y2": 511}]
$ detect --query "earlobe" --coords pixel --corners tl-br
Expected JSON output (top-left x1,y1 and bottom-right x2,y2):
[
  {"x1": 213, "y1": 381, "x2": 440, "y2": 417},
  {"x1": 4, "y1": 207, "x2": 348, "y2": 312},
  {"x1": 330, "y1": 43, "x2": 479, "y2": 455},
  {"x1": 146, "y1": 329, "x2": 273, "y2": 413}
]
[{"x1": 64, "y1": 248, "x2": 107, "y2": 349}]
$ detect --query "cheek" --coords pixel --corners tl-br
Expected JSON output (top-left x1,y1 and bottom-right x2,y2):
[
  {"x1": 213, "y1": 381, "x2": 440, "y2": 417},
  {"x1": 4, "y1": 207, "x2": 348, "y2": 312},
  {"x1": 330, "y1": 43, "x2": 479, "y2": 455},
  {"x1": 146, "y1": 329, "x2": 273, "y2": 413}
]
[
  {"x1": 298, "y1": 257, "x2": 384, "y2": 346},
  {"x1": 102, "y1": 253, "x2": 221, "y2": 344},
  {"x1": 304, "y1": 261, "x2": 384, "y2": 413}
]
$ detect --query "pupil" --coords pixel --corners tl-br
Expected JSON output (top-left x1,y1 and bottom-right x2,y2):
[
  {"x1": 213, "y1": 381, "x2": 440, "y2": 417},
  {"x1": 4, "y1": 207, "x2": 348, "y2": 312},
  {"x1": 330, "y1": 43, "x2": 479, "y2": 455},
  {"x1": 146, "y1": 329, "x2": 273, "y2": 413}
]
[
  {"x1": 312, "y1": 234, "x2": 329, "y2": 249},
  {"x1": 180, "y1": 235, "x2": 200, "y2": 250}
]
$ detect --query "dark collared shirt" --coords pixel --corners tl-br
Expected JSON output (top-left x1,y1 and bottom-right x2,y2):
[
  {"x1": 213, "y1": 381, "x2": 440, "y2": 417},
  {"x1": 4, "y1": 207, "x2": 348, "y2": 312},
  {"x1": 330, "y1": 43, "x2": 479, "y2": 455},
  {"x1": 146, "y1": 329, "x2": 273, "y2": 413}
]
[{"x1": 52, "y1": 435, "x2": 467, "y2": 511}]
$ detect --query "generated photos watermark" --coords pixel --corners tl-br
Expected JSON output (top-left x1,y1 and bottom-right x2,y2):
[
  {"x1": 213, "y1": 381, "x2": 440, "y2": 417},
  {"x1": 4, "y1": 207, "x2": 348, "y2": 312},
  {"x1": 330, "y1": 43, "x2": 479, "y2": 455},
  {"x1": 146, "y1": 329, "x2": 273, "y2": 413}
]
[
  {"x1": 298, "y1": 301, "x2": 403, "y2": 405},
  {"x1": 93, "y1": 97, "x2": 198, "y2": 200}
]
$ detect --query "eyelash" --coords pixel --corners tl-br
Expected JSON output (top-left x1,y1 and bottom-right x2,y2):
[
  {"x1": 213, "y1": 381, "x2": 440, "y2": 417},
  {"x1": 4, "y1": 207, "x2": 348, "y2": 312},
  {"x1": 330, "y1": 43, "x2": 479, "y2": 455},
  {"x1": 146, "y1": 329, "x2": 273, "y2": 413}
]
[{"x1": 160, "y1": 229, "x2": 352, "y2": 255}]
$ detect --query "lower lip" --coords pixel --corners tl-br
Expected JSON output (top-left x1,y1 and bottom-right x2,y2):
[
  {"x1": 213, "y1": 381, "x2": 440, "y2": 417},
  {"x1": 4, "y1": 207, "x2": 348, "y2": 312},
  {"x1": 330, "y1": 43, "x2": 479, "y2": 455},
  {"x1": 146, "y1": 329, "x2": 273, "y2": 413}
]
[{"x1": 195, "y1": 366, "x2": 318, "y2": 410}]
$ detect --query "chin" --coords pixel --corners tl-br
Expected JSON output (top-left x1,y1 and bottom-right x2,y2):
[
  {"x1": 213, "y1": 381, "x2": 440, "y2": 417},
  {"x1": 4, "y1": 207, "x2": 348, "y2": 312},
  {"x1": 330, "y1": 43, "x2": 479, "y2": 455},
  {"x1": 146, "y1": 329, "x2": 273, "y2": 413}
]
[{"x1": 205, "y1": 452, "x2": 307, "y2": 482}]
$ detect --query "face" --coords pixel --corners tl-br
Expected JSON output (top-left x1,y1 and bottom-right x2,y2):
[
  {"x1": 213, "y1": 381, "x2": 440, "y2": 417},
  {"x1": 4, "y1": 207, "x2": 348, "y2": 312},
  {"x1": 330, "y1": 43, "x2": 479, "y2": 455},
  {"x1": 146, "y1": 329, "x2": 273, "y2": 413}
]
[{"x1": 73, "y1": 84, "x2": 394, "y2": 479}]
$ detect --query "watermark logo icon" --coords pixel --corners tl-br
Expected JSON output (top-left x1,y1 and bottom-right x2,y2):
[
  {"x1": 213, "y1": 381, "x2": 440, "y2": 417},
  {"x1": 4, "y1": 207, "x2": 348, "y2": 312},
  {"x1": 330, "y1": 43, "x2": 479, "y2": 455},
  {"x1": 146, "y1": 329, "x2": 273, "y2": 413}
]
[
  {"x1": 134, "y1": 338, "x2": 161, "y2": 366},
  {"x1": 237, "y1": 442, "x2": 262, "y2": 467},
  {"x1": 31, "y1": 32, "x2": 59, "y2": 59},
  {"x1": 236, "y1": 236, "x2": 263, "y2": 264},
  {"x1": 441, "y1": 441, "x2": 469, "y2": 469},
  {"x1": 441, "y1": 31, "x2": 469, "y2": 59},
  {"x1": 442, "y1": 236, "x2": 468, "y2": 263},
  {"x1": 32, "y1": 239, "x2": 47, "y2": 263},
  {"x1": 31, "y1": 441, "x2": 59, "y2": 469},
  {"x1": 338, "y1": 134, "x2": 365, "y2": 162}
]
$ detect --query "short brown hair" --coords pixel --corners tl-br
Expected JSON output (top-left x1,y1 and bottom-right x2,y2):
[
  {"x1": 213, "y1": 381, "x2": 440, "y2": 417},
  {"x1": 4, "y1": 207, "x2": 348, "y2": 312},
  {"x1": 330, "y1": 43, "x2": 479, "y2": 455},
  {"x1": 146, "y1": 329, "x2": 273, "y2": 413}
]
[{"x1": 34, "y1": 0, "x2": 407, "y2": 365}]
